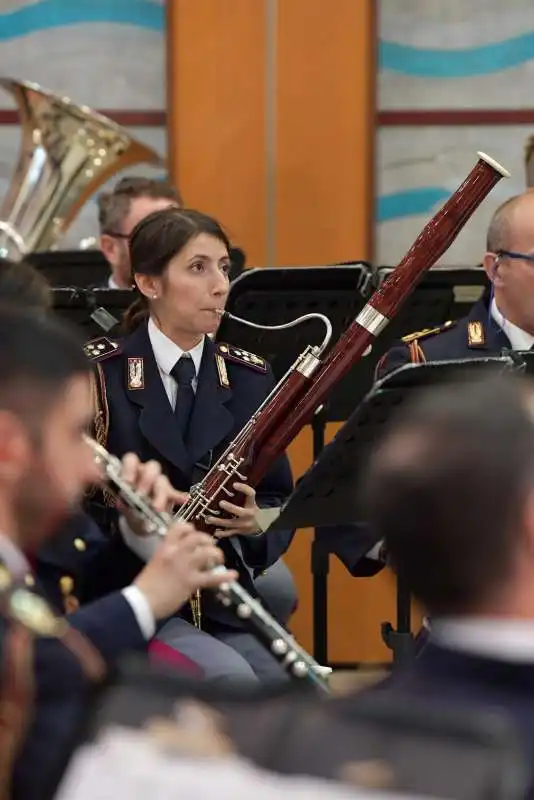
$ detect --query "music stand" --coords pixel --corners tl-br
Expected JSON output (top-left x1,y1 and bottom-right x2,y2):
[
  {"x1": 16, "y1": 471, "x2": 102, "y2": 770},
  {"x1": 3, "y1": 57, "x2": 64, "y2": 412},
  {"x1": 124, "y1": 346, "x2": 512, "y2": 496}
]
[
  {"x1": 52, "y1": 287, "x2": 134, "y2": 338},
  {"x1": 265, "y1": 355, "x2": 516, "y2": 668},
  {"x1": 26, "y1": 249, "x2": 111, "y2": 288},
  {"x1": 215, "y1": 265, "x2": 372, "y2": 662}
]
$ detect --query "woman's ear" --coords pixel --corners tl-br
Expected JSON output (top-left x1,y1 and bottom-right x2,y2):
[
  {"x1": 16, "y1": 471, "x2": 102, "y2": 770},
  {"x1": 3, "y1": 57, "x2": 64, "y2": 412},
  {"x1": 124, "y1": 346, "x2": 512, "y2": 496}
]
[{"x1": 134, "y1": 273, "x2": 159, "y2": 300}]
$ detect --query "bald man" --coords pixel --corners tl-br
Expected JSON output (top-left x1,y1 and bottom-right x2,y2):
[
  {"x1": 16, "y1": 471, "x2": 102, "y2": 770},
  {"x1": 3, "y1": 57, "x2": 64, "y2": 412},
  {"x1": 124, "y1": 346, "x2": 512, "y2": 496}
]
[{"x1": 375, "y1": 191, "x2": 534, "y2": 379}]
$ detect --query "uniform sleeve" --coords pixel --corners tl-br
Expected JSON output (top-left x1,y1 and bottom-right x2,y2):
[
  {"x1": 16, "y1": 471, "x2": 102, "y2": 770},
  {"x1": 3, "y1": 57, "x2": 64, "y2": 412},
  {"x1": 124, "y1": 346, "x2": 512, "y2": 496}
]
[{"x1": 374, "y1": 342, "x2": 414, "y2": 383}]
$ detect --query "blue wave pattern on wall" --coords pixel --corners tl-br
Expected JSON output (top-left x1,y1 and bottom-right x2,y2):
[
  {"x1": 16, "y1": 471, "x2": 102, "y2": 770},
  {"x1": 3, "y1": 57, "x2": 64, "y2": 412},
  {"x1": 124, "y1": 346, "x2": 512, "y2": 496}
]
[
  {"x1": 380, "y1": 34, "x2": 534, "y2": 78},
  {"x1": 377, "y1": 188, "x2": 451, "y2": 223},
  {"x1": 0, "y1": 0, "x2": 164, "y2": 40}
]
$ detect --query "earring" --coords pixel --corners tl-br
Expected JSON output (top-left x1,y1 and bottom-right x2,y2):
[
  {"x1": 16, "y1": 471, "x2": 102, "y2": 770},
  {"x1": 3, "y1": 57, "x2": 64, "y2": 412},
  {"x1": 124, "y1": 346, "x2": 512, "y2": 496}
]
[{"x1": 152, "y1": 294, "x2": 158, "y2": 299}]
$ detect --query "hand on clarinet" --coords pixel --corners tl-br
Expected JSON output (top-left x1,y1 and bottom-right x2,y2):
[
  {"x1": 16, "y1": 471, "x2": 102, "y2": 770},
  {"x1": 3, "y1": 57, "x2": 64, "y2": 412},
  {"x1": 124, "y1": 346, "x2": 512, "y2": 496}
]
[
  {"x1": 133, "y1": 522, "x2": 238, "y2": 620},
  {"x1": 205, "y1": 482, "x2": 262, "y2": 538},
  {"x1": 118, "y1": 452, "x2": 189, "y2": 537}
]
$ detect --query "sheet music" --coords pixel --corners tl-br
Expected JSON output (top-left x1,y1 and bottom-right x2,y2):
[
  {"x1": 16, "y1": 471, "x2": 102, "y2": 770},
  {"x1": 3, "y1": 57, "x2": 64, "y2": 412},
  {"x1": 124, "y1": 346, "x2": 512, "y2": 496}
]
[{"x1": 56, "y1": 726, "x2": 423, "y2": 800}]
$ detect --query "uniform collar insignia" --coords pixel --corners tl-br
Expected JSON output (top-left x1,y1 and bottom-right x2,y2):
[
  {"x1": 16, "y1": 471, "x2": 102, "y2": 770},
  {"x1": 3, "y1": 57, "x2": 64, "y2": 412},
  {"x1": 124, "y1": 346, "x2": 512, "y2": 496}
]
[
  {"x1": 84, "y1": 337, "x2": 121, "y2": 362},
  {"x1": 216, "y1": 343, "x2": 267, "y2": 373},
  {"x1": 467, "y1": 320, "x2": 485, "y2": 348},
  {"x1": 215, "y1": 353, "x2": 230, "y2": 388},
  {"x1": 127, "y1": 357, "x2": 144, "y2": 390}
]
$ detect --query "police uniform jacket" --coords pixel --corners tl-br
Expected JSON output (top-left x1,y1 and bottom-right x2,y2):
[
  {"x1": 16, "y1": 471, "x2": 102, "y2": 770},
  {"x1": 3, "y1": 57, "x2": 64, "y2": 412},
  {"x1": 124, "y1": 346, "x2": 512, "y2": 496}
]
[
  {"x1": 0, "y1": 558, "x2": 147, "y2": 800},
  {"x1": 369, "y1": 641, "x2": 534, "y2": 798},
  {"x1": 34, "y1": 508, "x2": 150, "y2": 619},
  {"x1": 85, "y1": 321, "x2": 295, "y2": 625},
  {"x1": 375, "y1": 296, "x2": 511, "y2": 380}
]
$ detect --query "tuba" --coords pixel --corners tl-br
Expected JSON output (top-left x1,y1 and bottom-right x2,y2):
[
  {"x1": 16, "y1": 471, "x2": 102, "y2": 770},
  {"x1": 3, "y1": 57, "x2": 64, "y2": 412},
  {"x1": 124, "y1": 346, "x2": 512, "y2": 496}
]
[{"x1": 0, "y1": 78, "x2": 165, "y2": 259}]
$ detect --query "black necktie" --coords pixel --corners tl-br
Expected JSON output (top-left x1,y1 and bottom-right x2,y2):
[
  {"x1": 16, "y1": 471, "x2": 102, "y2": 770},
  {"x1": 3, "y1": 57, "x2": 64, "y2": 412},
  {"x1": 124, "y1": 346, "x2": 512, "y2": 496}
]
[{"x1": 171, "y1": 355, "x2": 196, "y2": 437}]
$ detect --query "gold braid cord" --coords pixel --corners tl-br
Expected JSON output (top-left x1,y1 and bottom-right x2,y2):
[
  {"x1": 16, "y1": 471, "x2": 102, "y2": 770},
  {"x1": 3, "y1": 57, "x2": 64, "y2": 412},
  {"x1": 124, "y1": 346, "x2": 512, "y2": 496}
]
[
  {"x1": 89, "y1": 365, "x2": 115, "y2": 508},
  {"x1": 0, "y1": 623, "x2": 34, "y2": 800},
  {"x1": 407, "y1": 340, "x2": 426, "y2": 365}
]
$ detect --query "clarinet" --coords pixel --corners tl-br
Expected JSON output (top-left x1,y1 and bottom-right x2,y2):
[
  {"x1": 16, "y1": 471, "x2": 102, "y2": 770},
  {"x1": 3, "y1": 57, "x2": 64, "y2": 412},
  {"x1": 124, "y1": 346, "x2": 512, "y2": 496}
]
[{"x1": 86, "y1": 436, "x2": 331, "y2": 694}]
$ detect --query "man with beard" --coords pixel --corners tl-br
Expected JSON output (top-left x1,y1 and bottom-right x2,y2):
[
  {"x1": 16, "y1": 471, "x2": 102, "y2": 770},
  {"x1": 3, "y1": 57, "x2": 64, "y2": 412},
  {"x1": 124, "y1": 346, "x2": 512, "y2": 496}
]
[{"x1": 0, "y1": 309, "x2": 236, "y2": 800}]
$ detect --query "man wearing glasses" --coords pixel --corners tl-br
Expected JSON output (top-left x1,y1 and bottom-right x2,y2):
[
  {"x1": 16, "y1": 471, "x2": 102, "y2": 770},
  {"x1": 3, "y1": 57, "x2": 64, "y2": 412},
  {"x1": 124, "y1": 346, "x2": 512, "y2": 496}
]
[
  {"x1": 375, "y1": 192, "x2": 534, "y2": 378},
  {"x1": 98, "y1": 176, "x2": 181, "y2": 290}
]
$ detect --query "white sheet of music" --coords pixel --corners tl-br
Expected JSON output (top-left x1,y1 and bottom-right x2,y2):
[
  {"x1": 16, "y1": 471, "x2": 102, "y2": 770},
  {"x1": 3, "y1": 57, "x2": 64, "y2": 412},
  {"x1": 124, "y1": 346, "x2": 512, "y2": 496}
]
[{"x1": 55, "y1": 726, "x2": 413, "y2": 800}]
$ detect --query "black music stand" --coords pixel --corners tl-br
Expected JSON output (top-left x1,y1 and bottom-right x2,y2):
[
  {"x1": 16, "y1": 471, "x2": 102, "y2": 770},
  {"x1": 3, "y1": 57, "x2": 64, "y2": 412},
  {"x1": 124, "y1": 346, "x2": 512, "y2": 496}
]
[
  {"x1": 27, "y1": 249, "x2": 111, "y2": 288},
  {"x1": 52, "y1": 287, "x2": 134, "y2": 338},
  {"x1": 215, "y1": 265, "x2": 372, "y2": 662},
  {"x1": 265, "y1": 355, "x2": 516, "y2": 668}
]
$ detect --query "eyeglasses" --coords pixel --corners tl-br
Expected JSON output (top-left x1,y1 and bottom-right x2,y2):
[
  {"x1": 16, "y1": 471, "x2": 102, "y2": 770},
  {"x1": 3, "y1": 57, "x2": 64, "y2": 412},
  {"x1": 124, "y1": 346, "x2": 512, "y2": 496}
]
[
  {"x1": 497, "y1": 250, "x2": 534, "y2": 264},
  {"x1": 103, "y1": 232, "x2": 129, "y2": 240}
]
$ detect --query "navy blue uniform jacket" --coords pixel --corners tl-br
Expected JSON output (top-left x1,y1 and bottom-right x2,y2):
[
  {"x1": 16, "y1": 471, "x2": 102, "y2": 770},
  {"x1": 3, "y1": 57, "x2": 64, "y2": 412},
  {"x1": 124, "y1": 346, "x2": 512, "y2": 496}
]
[
  {"x1": 374, "y1": 296, "x2": 510, "y2": 379},
  {"x1": 6, "y1": 577, "x2": 146, "y2": 800},
  {"x1": 85, "y1": 323, "x2": 294, "y2": 624},
  {"x1": 369, "y1": 642, "x2": 534, "y2": 798}
]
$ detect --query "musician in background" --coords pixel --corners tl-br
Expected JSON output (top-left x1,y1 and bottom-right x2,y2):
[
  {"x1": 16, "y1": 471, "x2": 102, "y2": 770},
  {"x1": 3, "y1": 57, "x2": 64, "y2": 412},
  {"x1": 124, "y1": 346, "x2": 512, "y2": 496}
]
[
  {"x1": 86, "y1": 207, "x2": 295, "y2": 685},
  {"x1": 325, "y1": 191, "x2": 534, "y2": 583},
  {"x1": 363, "y1": 374, "x2": 534, "y2": 795},
  {"x1": 0, "y1": 309, "x2": 236, "y2": 800},
  {"x1": 97, "y1": 176, "x2": 181, "y2": 289},
  {"x1": 376, "y1": 190, "x2": 534, "y2": 378}
]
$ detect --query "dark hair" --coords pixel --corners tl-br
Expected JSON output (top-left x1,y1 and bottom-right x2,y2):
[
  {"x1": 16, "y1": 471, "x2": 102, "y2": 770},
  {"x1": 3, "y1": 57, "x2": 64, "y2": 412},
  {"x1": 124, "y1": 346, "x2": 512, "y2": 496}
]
[
  {"x1": 0, "y1": 309, "x2": 90, "y2": 438},
  {"x1": 363, "y1": 374, "x2": 534, "y2": 616},
  {"x1": 123, "y1": 207, "x2": 231, "y2": 332},
  {"x1": 0, "y1": 257, "x2": 51, "y2": 312},
  {"x1": 97, "y1": 175, "x2": 182, "y2": 235}
]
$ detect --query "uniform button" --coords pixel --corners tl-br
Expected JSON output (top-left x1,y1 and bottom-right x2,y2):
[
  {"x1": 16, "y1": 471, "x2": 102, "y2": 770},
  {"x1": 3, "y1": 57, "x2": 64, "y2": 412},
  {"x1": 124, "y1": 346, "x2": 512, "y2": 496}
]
[
  {"x1": 0, "y1": 566, "x2": 11, "y2": 591},
  {"x1": 74, "y1": 538, "x2": 86, "y2": 552},
  {"x1": 60, "y1": 576, "x2": 74, "y2": 595}
]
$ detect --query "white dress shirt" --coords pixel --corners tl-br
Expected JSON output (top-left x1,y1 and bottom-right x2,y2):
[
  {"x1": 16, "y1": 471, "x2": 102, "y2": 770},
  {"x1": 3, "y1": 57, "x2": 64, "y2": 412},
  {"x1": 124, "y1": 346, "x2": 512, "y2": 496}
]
[
  {"x1": 491, "y1": 298, "x2": 534, "y2": 350},
  {"x1": 147, "y1": 316, "x2": 205, "y2": 407},
  {"x1": 107, "y1": 275, "x2": 120, "y2": 290},
  {"x1": 0, "y1": 531, "x2": 156, "y2": 641},
  {"x1": 120, "y1": 318, "x2": 205, "y2": 563},
  {"x1": 432, "y1": 617, "x2": 534, "y2": 663}
]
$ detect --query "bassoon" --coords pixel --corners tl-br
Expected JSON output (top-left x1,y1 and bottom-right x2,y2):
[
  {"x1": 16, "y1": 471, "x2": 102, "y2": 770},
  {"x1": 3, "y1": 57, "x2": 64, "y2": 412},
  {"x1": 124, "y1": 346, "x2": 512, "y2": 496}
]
[{"x1": 170, "y1": 151, "x2": 509, "y2": 518}]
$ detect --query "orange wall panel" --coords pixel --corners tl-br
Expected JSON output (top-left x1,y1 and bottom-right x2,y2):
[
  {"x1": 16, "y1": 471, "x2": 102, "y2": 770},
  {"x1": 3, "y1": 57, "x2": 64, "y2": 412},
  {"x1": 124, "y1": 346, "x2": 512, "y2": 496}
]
[
  {"x1": 274, "y1": 0, "x2": 375, "y2": 265},
  {"x1": 167, "y1": 0, "x2": 268, "y2": 265}
]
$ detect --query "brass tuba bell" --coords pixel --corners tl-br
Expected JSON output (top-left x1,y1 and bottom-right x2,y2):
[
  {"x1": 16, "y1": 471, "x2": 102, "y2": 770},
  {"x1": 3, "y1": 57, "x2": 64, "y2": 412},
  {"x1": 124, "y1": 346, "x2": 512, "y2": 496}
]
[{"x1": 0, "y1": 77, "x2": 165, "y2": 259}]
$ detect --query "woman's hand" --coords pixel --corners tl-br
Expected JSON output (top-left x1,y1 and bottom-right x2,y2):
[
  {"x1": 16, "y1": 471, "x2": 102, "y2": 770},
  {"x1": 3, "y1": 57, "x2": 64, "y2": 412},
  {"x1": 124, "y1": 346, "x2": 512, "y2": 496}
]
[
  {"x1": 118, "y1": 452, "x2": 189, "y2": 537},
  {"x1": 205, "y1": 482, "x2": 262, "y2": 538}
]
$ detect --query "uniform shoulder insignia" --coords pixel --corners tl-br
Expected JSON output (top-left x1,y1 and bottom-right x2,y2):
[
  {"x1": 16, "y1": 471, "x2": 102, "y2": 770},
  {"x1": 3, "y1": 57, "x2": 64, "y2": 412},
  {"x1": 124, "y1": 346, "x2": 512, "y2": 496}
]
[
  {"x1": 83, "y1": 336, "x2": 122, "y2": 362},
  {"x1": 401, "y1": 320, "x2": 456, "y2": 344},
  {"x1": 216, "y1": 343, "x2": 267, "y2": 373}
]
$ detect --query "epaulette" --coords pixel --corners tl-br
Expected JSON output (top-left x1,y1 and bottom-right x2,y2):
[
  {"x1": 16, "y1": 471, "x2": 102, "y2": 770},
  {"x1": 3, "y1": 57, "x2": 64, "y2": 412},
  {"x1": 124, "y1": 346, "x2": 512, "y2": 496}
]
[
  {"x1": 216, "y1": 343, "x2": 267, "y2": 373},
  {"x1": 401, "y1": 320, "x2": 456, "y2": 344},
  {"x1": 83, "y1": 337, "x2": 122, "y2": 362}
]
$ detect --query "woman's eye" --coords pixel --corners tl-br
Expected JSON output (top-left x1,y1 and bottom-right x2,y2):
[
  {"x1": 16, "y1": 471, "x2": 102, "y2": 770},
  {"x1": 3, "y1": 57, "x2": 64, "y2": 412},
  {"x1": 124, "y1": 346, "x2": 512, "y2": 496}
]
[
  {"x1": 221, "y1": 262, "x2": 231, "y2": 274},
  {"x1": 190, "y1": 261, "x2": 204, "y2": 272}
]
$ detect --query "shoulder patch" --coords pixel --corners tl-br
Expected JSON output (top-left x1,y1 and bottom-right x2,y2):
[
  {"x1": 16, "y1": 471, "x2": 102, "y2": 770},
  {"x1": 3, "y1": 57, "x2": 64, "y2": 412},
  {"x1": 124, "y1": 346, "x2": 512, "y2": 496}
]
[
  {"x1": 401, "y1": 320, "x2": 456, "y2": 344},
  {"x1": 216, "y1": 343, "x2": 267, "y2": 373},
  {"x1": 84, "y1": 337, "x2": 121, "y2": 362}
]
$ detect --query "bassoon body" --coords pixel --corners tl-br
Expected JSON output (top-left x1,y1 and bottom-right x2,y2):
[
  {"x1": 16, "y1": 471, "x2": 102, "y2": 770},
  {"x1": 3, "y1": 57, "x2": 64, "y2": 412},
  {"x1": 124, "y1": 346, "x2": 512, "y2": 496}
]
[{"x1": 171, "y1": 151, "x2": 510, "y2": 524}]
